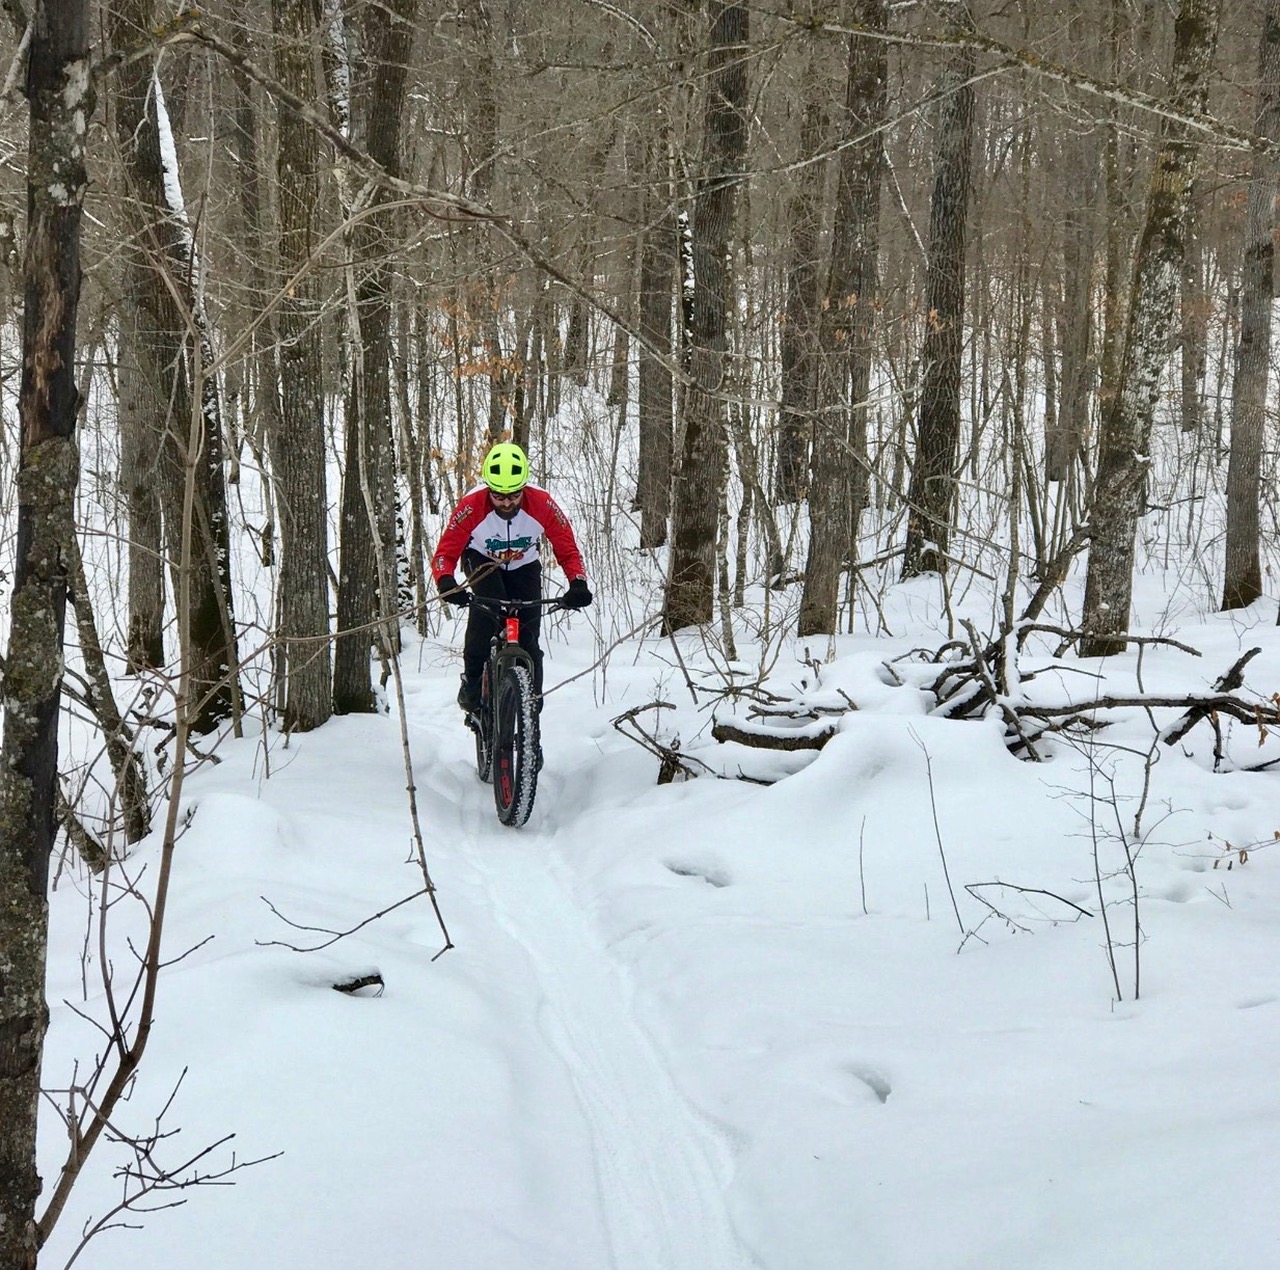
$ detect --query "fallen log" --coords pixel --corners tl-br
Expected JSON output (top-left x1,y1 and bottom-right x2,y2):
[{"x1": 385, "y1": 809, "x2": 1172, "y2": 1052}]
[{"x1": 710, "y1": 719, "x2": 838, "y2": 751}]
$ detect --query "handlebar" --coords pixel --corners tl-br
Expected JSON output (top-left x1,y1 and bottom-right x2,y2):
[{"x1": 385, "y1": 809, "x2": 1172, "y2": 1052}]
[{"x1": 465, "y1": 593, "x2": 571, "y2": 615}]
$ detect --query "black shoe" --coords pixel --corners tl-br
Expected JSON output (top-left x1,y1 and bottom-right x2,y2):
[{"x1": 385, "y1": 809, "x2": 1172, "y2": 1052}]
[{"x1": 457, "y1": 677, "x2": 481, "y2": 712}]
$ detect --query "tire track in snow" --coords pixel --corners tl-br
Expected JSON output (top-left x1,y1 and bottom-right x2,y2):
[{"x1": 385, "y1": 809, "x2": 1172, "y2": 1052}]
[{"x1": 474, "y1": 841, "x2": 755, "y2": 1270}]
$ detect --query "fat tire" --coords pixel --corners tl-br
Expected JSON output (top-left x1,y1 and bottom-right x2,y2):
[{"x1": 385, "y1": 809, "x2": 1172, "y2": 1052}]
[
  {"x1": 493, "y1": 663, "x2": 539, "y2": 827},
  {"x1": 472, "y1": 702, "x2": 493, "y2": 783}
]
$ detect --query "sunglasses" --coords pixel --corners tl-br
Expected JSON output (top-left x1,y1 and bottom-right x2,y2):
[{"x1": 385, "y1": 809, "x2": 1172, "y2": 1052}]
[{"x1": 490, "y1": 490, "x2": 524, "y2": 503}]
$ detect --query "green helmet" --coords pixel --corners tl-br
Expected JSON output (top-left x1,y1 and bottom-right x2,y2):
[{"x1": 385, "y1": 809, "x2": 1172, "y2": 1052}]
[{"x1": 482, "y1": 442, "x2": 529, "y2": 494}]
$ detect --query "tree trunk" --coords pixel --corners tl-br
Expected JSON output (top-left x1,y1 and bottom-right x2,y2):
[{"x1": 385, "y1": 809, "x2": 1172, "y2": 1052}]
[
  {"x1": 775, "y1": 55, "x2": 827, "y2": 504},
  {"x1": 118, "y1": 325, "x2": 166, "y2": 670},
  {"x1": 334, "y1": 0, "x2": 417, "y2": 714},
  {"x1": 663, "y1": 1, "x2": 749, "y2": 632},
  {"x1": 1080, "y1": 0, "x2": 1221, "y2": 656},
  {"x1": 272, "y1": 0, "x2": 334, "y2": 730},
  {"x1": 230, "y1": 15, "x2": 283, "y2": 566},
  {"x1": 1179, "y1": 186, "x2": 1207, "y2": 435},
  {"x1": 109, "y1": 5, "x2": 240, "y2": 733},
  {"x1": 0, "y1": 2, "x2": 88, "y2": 1263},
  {"x1": 800, "y1": 0, "x2": 887, "y2": 636},
  {"x1": 1047, "y1": 115, "x2": 1098, "y2": 485},
  {"x1": 1222, "y1": 2, "x2": 1280, "y2": 613},
  {"x1": 68, "y1": 535, "x2": 152, "y2": 847},
  {"x1": 902, "y1": 4, "x2": 976, "y2": 580},
  {"x1": 637, "y1": 131, "x2": 675, "y2": 549}
]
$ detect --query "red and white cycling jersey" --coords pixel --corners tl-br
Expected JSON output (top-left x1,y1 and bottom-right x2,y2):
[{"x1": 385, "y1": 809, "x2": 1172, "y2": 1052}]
[{"x1": 431, "y1": 484, "x2": 587, "y2": 582}]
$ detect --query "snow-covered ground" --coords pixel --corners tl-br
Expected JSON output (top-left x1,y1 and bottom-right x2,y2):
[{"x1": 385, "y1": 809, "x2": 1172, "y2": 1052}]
[{"x1": 37, "y1": 572, "x2": 1280, "y2": 1269}]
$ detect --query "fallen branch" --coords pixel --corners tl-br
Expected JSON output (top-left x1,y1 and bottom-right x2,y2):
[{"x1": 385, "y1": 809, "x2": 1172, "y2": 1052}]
[
  {"x1": 1161, "y1": 647, "x2": 1261, "y2": 747},
  {"x1": 1021, "y1": 691, "x2": 1276, "y2": 732},
  {"x1": 710, "y1": 719, "x2": 838, "y2": 751},
  {"x1": 257, "y1": 888, "x2": 430, "y2": 953},
  {"x1": 611, "y1": 701, "x2": 714, "y2": 783},
  {"x1": 333, "y1": 972, "x2": 385, "y2": 995}
]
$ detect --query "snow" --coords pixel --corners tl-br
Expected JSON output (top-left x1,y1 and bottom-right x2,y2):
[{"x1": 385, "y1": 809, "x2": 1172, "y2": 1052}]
[
  {"x1": 152, "y1": 75, "x2": 188, "y2": 230},
  {"x1": 36, "y1": 572, "x2": 1280, "y2": 1268}
]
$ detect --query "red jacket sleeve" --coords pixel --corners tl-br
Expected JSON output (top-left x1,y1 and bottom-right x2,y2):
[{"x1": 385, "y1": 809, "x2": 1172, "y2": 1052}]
[
  {"x1": 431, "y1": 488, "x2": 486, "y2": 581},
  {"x1": 523, "y1": 487, "x2": 587, "y2": 581}
]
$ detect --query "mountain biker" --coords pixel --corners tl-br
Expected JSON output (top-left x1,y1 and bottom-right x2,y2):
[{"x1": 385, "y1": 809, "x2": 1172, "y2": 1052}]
[{"x1": 432, "y1": 441, "x2": 592, "y2": 713}]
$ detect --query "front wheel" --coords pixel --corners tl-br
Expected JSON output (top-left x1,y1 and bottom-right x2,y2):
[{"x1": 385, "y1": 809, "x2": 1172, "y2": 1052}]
[
  {"x1": 471, "y1": 702, "x2": 493, "y2": 783},
  {"x1": 493, "y1": 663, "x2": 539, "y2": 827}
]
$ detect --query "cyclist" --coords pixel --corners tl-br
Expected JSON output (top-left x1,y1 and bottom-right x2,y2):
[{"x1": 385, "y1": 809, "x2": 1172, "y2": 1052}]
[{"x1": 433, "y1": 441, "x2": 592, "y2": 713}]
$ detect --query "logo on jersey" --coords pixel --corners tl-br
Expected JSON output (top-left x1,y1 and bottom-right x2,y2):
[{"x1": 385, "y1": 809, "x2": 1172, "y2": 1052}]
[{"x1": 486, "y1": 534, "x2": 534, "y2": 564}]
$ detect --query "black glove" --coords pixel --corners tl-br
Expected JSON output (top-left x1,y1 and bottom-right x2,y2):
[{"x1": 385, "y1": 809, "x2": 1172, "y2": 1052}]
[
  {"x1": 437, "y1": 574, "x2": 470, "y2": 607},
  {"x1": 562, "y1": 577, "x2": 592, "y2": 609}
]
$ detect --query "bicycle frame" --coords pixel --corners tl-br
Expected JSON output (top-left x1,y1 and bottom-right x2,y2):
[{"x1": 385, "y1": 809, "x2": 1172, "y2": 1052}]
[
  {"x1": 470, "y1": 594, "x2": 564, "y2": 704},
  {"x1": 464, "y1": 592, "x2": 567, "y2": 825}
]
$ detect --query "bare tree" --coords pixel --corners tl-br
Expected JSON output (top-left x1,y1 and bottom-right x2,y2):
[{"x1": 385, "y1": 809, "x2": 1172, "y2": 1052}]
[
  {"x1": 271, "y1": 0, "x2": 334, "y2": 730},
  {"x1": 1222, "y1": 1, "x2": 1280, "y2": 613},
  {"x1": 334, "y1": 0, "x2": 418, "y2": 713},
  {"x1": 0, "y1": 1, "x2": 90, "y2": 1263},
  {"x1": 800, "y1": 0, "x2": 887, "y2": 636},
  {"x1": 774, "y1": 48, "x2": 828, "y2": 505},
  {"x1": 1080, "y1": 0, "x2": 1221, "y2": 656},
  {"x1": 901, "y1": 1, "x2": 977, "y2": 581},
  {"x1": 108, "y1": 1, "x2": 241, "y2": 734},
  {"x1": 1046, "y1": 99, "x2": 1099, "y2": 488},
  {"x1": 636, "y1": 128, "x2": 676, "y2": 550},
  {"x1": 664, "y1": 0, "x2": 750, "y2": 632}
]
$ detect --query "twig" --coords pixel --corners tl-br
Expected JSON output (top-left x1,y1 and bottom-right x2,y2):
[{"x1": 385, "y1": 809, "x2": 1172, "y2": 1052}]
[
  {"x1": 909, "y1": 728, "x2": 965, "y2": 936},
  {"x1": 964, "y1": 882, "x2": 1093, "y2": 919},
  {"x1": 611, "y1": 702, "x2": 715, "y2": 781},
  {"x1": 858, "y1": 817, "x2": 868, "y2": 916},
  {"x1": 256, "y1": 889, "x2": 430, "y2": 953}
]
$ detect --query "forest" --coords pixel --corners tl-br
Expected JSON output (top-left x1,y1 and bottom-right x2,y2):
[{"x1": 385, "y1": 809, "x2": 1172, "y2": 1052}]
[{"x1": 3, "y1": 0, "x2": 1279, "y2": 1264}]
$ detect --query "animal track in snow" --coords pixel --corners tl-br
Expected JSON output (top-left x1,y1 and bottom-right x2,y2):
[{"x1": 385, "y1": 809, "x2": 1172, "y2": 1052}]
[
  {"x1": 1236, "y1": 994, "x2": 1276, "y2": 1010},
  {"x1": 847, "y1": 1064, "x2": 892, "y2": 1104},
  {"x1": 666, "y1": 862, "x2": 732, "y2": 888}
]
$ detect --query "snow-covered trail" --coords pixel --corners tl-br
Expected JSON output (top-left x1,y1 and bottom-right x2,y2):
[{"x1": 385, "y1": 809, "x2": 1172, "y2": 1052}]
[
  {"x1": 480, "y1": 845, "x2": 752, "y2": 1270},
  {"x1": 418, "y1": 708, "x2": 756, "y2": 1270}
]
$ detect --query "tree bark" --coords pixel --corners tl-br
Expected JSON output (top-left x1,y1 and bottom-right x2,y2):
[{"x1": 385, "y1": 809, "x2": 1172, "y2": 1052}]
[
  {"x1": 1080, "y1": 0, "x2": 1221, "y2": 656},
  {"x1": 1222, "y1": 2, "x2": 1280, "y2": 612},
  {"x1": 0, "y1": 2, "x2": 89, "y2": 1263},
  {"x1": 663, "y1": 0, "x2": 750, "y2": 632},
  {"x1": 800, "y1": 0, "x2": 888, "y2": 635},
  {"x1": 118, "y1": 325, "x2": 166, "y2": 670},
  {"x1": 774, "y1": 55, "x2": 827, "y2": 505},
  {"x1": 229, "y1": 14, "x2": 283, "y2": 567},
  {"x1": 272, "y1": 0, "x2": 334, "y2": 730},
  {"x1": 334, "y1": 0, "x2": 417, "y2": 713},
  {"x1": 1179, "y1": 187, "x2": 1207, "y2": 435},
  {"x1": 902, "y1": 3, "x2": 976, "y2": 580},
  {"x1": 108, "y1": 0, "x2": 240, "y2": 733},
  {"x1": 637, "y1": 130, "x2": 675, "y2": 549},
  {"x1": 1046, "y1": 108, "x2": 1098, "y2": 485}
]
